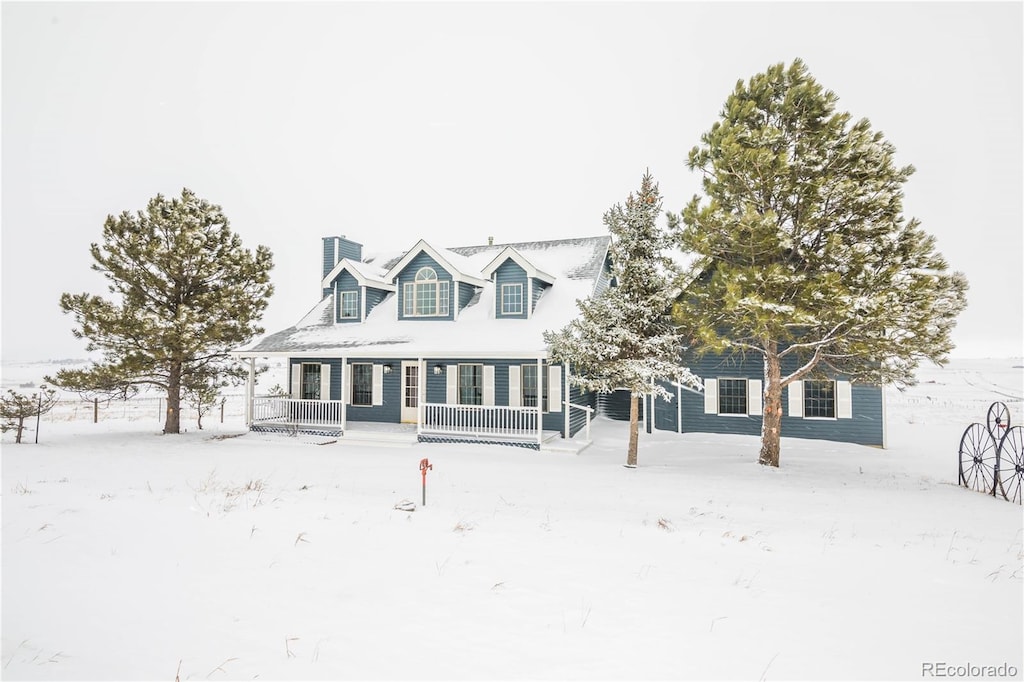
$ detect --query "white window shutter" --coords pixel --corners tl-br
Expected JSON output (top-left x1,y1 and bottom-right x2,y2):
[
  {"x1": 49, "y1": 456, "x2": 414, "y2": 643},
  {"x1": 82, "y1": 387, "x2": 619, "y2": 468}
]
[
  {"x1": 344, "y1": 363, "x2": 352, "y2": 405},
  {"x1": 320, "y1": 364, "x2": 331, "y2": 401},
  {"x1": 483, "y1": 366, "x2": 495, "y2": 406},
  {"x1": 747, "y1": 379, "x2": 763, "y2": 416},
  {"x1": 291, "y1": 364, "x2": 302, "y2": 399},
  {"x1": 548, "y1": 365, "x2": 562, "y2": 413},
  {"x1": 508, "y1": 366, "x2": 521, "y2": 407},
  {"x1": 446, "y1": 365, "x2": 458, "y2": 404},
  {"x1": 836, "y1": 380, "x2": 853, "y2": 419},
  {"x1": 703, "y1": 378, "x2": 718, "y2": 414},
  {"x1": 372, "y1": 364, "x2": 384, "y2": 406},
  {"x1": 403, "y1": 283, "x2": 414, "y2": 316},
  {"x1": 788, "y1": 381, "x2": 803, "y2": 417}
]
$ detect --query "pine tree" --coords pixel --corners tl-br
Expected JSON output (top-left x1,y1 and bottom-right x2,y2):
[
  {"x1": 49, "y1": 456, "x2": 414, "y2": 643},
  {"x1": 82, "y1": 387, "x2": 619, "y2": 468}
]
[
  {"x1": 545, "y1": 173, "x2": 700, "y2": 467},
  {"x1": 1, "y1": 388, "x2": 58, "y2": 444},
  {"x1": 670, "y1": 60, "x2": 969, "y2": 467},
  {"x1": 48, "y1": 189, "x2": 274, "y2": 434}
]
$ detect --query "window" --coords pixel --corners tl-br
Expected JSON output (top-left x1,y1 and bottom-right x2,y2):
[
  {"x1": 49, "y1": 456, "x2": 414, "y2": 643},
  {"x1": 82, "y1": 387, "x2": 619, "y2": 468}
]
[
  {"x1": 339, "y1": 291, "x2": 359, "y2": 319},
  {"x1": 351, "y1": 363, "x2": 373, "y2": 406},
  {"x1": 501, "y1": 283, "x2": 523, "y2": 315},
  {"x1": 459, "y1": 364, "x2": 483, "y2": 405},
  {"x1": 804, "y1": 380, "x2": 836, "y2": 418},
  {"x1": 718, "y1": 378, "x2": 748, "y2": 415},
  {"x1": 521, "y1": 364, "x2": 548, "y2": 411},
  {"x1": 403, "y1": 267, "x2": 450, "y2": 317},
  {"x1": 301, "y1": 364, "x2": 321, "y2": 400}
]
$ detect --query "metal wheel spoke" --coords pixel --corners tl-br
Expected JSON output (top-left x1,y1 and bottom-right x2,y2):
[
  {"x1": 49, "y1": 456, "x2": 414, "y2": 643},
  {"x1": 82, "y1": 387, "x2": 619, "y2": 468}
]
[
  {"x1": 996, "y1": 426, "x2": 1024, "y2": 504},
  {"x1": 959, "y1": 423, "x2": 998, "y2": 495},
  {"x1": 987, "y1": 401, "x2": 1011, "y2": 441}
]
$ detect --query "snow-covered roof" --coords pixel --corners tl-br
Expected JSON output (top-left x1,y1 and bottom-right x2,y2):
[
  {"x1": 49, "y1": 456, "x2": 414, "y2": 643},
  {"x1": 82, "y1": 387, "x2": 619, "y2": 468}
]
[
  {"x1": 320, "y1": 258, "x2": 396, "y2": 291},
  {"x1": 479, "y1": 246, "x2": 557, "y2": 284},
  {"x1": 380, "y1": 239, "x2": 489, "y2": 287},
  {"x1": 238, "y1": 235, "x2": 611, "y2": 358}
]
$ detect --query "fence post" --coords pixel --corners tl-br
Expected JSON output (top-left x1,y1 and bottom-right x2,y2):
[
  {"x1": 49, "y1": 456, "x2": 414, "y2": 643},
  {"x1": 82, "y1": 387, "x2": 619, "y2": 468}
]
[
  {"x1": 220, "y1": 397, "x2": 225, "y2": 423},
  {"x1": 94, "y1": 398, "x2": 98, "y2": 424},
  {"x1": 158, "y1": 398, "x2": 162, "y2": 422}
]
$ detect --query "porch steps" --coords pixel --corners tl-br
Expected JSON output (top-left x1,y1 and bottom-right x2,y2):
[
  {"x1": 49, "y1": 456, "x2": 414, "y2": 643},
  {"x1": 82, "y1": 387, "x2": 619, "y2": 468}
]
[
  {"x1": 339, "y1": 429, "x2": 419, "y2": 447},
  {"x1": 540, "y1": 439, "x2": 593, "y2": 455}
]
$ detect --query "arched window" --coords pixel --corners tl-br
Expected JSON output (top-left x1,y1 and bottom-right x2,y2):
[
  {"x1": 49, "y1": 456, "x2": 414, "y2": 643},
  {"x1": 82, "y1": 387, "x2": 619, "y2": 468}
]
[{"x1": 403, "y1": 267, "x2": 450, "y2": 316}]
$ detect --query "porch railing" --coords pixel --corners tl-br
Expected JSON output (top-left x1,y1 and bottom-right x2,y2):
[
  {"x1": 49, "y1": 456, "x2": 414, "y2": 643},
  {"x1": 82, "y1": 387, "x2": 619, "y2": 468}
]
[
  {"x1": 420, "y1": 403, "x2": 541, "y2": 441},
  {"x1": 566, "y1": 401, "x2": 594, "y2": 441},
  {"x1": 252, "y1": 397, "x2": 346, "y2": 427}
]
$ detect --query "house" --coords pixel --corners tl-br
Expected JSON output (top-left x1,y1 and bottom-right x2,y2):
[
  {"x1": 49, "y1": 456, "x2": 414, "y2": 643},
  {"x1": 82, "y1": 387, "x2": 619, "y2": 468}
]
[
  {"x1": 235, "y1": 234, "x2": 886, "y2": 449},
  {"x1": 603, "y1": 350, "x2": 886, "y2": 447},
  {"x1": 233, "y1": 234, "x2": 608, "y2": 449}
]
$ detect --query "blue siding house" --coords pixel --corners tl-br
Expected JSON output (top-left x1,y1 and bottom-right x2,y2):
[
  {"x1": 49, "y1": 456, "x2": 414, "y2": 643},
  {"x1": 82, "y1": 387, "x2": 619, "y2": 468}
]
[
  {"x1": 235, "y1": 235, "x2": 610, "y2": 448},
  {"x1": 236, "y1": 233, "x2": 885, "y2": 449},
  {"x1": 603, "y1": 350, "x2": 886, "y2": 447}
]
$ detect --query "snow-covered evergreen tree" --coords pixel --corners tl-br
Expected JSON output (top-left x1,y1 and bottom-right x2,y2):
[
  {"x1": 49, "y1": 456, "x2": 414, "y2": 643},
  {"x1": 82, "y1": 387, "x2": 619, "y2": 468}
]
[
  {"x1": 48, "y1": 189, "x2": 274, "y2": 435},
  {"x1": 545, "y1": 173, "x2": 699, "y2": 467},
  {"x1": 670, "y1": 60, "x2": 969, "y2": 467}
]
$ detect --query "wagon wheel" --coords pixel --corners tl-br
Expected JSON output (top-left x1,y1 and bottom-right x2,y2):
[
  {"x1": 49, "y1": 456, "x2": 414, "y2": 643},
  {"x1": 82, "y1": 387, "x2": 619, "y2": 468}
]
[
  {"x1": 986, "y1": 401, "x2": 1011, "y2": 440},
  {"x1": 958, "y1": 423, "x2": 998, "y2": 494},
  {"x1": 996, "y1": 426, "x2": 1024, "y2": 504}
]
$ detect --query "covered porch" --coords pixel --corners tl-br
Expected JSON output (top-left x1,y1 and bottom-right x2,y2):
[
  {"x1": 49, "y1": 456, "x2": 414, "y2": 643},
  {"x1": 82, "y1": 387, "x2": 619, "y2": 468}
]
[{"x1": 248, "y1": 395, "x2": 584, "y2": 450}]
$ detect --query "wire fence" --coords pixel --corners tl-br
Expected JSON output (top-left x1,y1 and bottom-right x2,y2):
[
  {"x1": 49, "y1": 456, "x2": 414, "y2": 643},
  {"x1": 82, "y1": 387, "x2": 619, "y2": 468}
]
[{"x1": 40, "y1": 392, "x2": 249, "y2": 426}]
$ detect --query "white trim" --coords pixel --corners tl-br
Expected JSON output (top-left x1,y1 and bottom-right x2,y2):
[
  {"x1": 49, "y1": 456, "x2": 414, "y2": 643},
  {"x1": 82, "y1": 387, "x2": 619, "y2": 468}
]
[
  {"x1": 747, "y1": 379, "x2": 763, "y2": 416},
  {"x1": 677, "y1": 382, "x2": 682, "y2": 433},
  {"x1": 703, "y1": 378, "x2": 718, "y2": 414},
  {"x1": 320, "y1": 363, "x2": 332, "y2": 401},
  {"x1": 527, "y1": 277, "x2": 533, "y2": 319},
  {"x1": 500, "y1": 283, "x2": 524, "y2": 316},
  {"x1": 349, "y1": 362, "x2": 374, "y2": 406},
  {"x1": 483, "y1": 365, "x2": 495, "y2": 406},
  {"x1": 836, "y1": 380, "x2": 853, "y2": 419},
  {"x1": 563, "y1": 361, "x2": 570, "y2": 438},
  {"x1": 548, "y1": 365, "x2": 562, "y2": 413},
  {"x1": 508, "y1": 366, "x2": 521, "y2": 407},
  {"x1": 382, "y1": 240, "x2": 489, "y2": 287},
  {"x1": 403, "y1": 268, "x2": 452, "y2": 318},
  {"x1": 479, "y1": 246, "x2": 557, "y2": 284},
  {"x1": 246, "y1": 358, "x2": 255, "y2": 427},
  {"x1": 788, "y1": 381, "x2": 804, "y2": 418},
  {"x1": 338, "y1": 290, "x2": 360, "y2": 320},
  {"x1": 321, "y1": 258, "x2": 396, "y2": 292},
  {"x1": 291, "y1": 363, "x2": 302, "y2": 399},
  {"x1": 372, "y1": 364, "x2": 384, "y2": 406},
  {"x1": 236, "y1": 350, "x2": 555, "y2": 360},
  {"x1": 446, "y1": 365, "x2": 458, "y2": 404},
  {"x1": 344, "y1": 362, "x2": 352, "y2": 406}
]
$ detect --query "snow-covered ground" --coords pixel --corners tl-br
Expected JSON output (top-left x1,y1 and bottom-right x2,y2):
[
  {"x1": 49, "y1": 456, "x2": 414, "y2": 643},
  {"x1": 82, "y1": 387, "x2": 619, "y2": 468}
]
[{"x1": 2, "y1": 359, "x2": 1022, "y2": 680}]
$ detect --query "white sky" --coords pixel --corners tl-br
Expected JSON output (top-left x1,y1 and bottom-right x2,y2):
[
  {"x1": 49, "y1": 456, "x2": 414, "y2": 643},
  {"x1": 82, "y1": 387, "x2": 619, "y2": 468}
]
[{"x1": 2, "y1": 1, "x2": 1021, "y2": 363}]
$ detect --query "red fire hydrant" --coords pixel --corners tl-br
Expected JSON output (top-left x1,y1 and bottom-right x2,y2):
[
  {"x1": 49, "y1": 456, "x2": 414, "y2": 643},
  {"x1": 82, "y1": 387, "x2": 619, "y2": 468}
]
[{"x1": 419, "y1": 458, "x2": 432, "y2": 506}]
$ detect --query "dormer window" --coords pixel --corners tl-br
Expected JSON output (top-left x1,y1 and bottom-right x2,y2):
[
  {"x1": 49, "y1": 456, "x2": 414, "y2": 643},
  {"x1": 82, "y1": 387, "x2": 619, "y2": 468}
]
[
  {"x1": 339, "y1": 291, "x2": 359, "y2": 319},
  {"x1": 501, "y1": 283, "x2": 523, "y2": 315},
  {"x1": 403, "y1": 267, "x2": 450, "y2": 317}
]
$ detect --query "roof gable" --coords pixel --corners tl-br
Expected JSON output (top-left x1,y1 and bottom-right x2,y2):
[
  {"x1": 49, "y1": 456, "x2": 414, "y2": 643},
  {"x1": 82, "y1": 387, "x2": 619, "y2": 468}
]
[
  {"x1": 321, "y1": 258, "x2": 396, "y2": 291},
  {"x1": 480, "y1": 246, "x2": 556, "y2": 285},
  {"x1": 383, "y1": 239, "x2": 489, "y2": 287}
]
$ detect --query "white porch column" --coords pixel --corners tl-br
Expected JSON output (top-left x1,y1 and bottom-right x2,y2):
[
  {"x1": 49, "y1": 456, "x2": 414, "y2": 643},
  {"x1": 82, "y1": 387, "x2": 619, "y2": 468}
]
[
  {"x1": 417, "y1": 357, "x2": 424, "y2": 437},
  {"x1": 563, "y1": 361, "x2": 570, "y2": 440},
  {"x1": 246, "y1": 357, "x2": 255, "y2": 427},
  {"x1": 340, "y1": 359, "x2": 348, "y2": 431},
  {"x1": 677, "y1": 382, "x2": 682, "y2": 434},
  {"x1": 537, "y1": 356, "x2": 543, "y2": 447}
]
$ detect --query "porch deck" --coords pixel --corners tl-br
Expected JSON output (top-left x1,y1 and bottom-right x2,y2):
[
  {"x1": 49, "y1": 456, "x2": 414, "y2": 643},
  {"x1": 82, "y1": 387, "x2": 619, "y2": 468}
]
[
  {"x1": 249, "y1": 397, "x2": 591, "y2": 453},
  {"x1": 249, "y1": 420, "x2": 589, "y2": 453}
]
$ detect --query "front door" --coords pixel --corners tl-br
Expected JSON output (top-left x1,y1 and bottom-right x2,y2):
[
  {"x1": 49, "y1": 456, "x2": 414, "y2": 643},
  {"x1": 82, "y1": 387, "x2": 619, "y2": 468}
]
[{"x1": 401, "y1": 361, "x2": 420, "y2": 423}]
